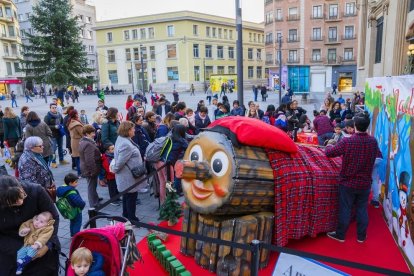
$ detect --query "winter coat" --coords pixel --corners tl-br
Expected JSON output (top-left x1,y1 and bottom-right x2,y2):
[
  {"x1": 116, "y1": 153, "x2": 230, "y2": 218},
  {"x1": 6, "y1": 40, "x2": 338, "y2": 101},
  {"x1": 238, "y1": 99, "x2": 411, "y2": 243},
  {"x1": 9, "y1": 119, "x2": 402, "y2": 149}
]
[
  {"x1": 44, "y1": 111, "x2": 64, "y2": 138},
  {"x1": 142, "y1": 121, "x2": 157, "y2": 141},
  {"x1": 79, "y1": 137, "x2": 101, "y2": 178},
  {"x1": 101, "y1": 120, "x2": 119, "y2": 146},
  {"x1": 132, "y1": 125, "x2": 151, "y2": 158},
  {"x1": 0, "y1": 181, "x2": 60, "y2": 275},
  {"x1": 18, "y1": 150, "x2": 54, "y2": 188},
  {"x1": 19, "y1": 217, "x2": 55, "y2": 248},
  {"x1": 68, "y1": 120, "x2": 83, "y2": 157},
  {"x1": 56, "y1": 185, "x2": 85, "y2": 210},
  {"x1": 155, "y1": 104, "x2": 172, "y2": 117},
  {"x1": 162, "y1": 137, "x2": 188, "y2": 164},
  {"x1": 25, "y1": 120, "x2": 54, "y2": 158},
  {"x1": 195, "y1": 113, "x2": 211, "y2": 130},
  {"x1": 155, "y1": 124, "x2": 169, "y2": 139},
  {"x1": 99, "y1": 153, "x2": 115, "y2": 181},
  {"x1": 3, "y1": 116, "x2": 21, "y2": 141},
  {"x1": 63, "y1": 114, "x2": 71, "y2": 148},
  {"x1": 0, "y1": 111, "x2": 4, "y2": 135},
  {"x1": 20, "y1": 113, "x2": 27, "y2": 131},
  {"x1": 230, "y1": 107, "x2": 244, "y2": 116},
  {"x1": 113, "y1": 136, "x2": 143, "y2": 193}
]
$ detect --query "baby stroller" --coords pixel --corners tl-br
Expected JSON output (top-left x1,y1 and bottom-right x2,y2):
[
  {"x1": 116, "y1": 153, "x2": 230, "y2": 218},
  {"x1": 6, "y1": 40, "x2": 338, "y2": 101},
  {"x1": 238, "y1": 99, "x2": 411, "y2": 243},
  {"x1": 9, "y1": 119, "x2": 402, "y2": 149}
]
[{"x1": 65, "y1": 215, "x2": 141, "y2": 275}]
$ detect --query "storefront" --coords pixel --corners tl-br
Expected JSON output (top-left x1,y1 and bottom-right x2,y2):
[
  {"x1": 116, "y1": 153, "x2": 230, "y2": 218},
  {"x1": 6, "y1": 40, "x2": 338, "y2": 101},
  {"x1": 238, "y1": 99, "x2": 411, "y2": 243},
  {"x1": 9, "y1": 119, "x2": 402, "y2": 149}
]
[
  {"x1": 288, "y1": 66, "x2": 310, "y2": 93},
  {"x1": 0, "y1": 79, "x2": 23, "y2": 98},
  {"x1": 331, "y1": 65, "x2": 357, "y2": 92},
  {"x1": 268, "y1": 66, "x2": 288, "y2": 91}
]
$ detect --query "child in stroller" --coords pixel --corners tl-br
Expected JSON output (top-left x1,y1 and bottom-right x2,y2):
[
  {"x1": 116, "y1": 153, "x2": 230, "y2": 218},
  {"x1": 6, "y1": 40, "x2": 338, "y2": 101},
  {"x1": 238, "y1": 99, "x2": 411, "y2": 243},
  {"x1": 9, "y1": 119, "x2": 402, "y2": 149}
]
[{"x1": 70, "y1": 247, "x2": 104, "y2": 276}]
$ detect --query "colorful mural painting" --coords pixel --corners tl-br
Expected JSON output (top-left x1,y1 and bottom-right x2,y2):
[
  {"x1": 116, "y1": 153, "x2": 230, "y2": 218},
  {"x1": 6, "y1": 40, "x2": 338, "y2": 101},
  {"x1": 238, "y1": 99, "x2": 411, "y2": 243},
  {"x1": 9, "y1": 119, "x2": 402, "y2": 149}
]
[{"x1": 365, "y1": 76, "x2": 414, "y2": 271}]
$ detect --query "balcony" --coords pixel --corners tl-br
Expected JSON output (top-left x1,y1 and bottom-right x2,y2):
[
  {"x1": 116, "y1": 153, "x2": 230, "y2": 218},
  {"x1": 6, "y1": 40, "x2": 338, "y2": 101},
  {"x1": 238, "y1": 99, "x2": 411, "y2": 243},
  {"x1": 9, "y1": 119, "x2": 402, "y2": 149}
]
[
  {"x1": 287, "y1": 58, "x2": 300, "y2": 64},
  {"x1": 265, "y1": 20, "x2": 274, "y2": 25},
  {"x1": 325, "y1": 14, "x2": 342, "y2": 22},
  {"x1": 342, "y1": 56, "x2": 355, "y2": 63},
  {"x1": 265, "y1": 40, "x2": 274, "y2": 45},
  {"x1": 341, "y1": 34, "x2": 356, "y2": 40},
  {"x1": 275, "y1": 17, "x2": 283, "y2": 22},
  {"x1": 287, "y1": 37, "x2": 300, "y2": 43},
  {"x1": 0, "y1": 16, "x2": 14, "y2": 23},
  {"x1": 310, "y1": 35, "x2": 324, "y2": 41},
  {"x1": 1, "y1": 34, "x2": 19, "y2": 42},
  {"x1": 309, "y1": 57, "x2": 325, "y2": 64},
  {"x1": 3, "y1": 52, "x2": 21, "y2": 60},
  {"x1": 325, "y1": 56, "x2": 342, "y2": 65},
  {"x1": 342, "y1": 11, "x2": 357, "y2": 17},
  {"x1": 287, "y1": 14, "x2": 300, "y2": 21},
  {"x1": 325, "y1": 36, "x2": 341, "y2": 45},
  {"x1": 310, "y1": 14, "x2": 324, "y2": 20}
]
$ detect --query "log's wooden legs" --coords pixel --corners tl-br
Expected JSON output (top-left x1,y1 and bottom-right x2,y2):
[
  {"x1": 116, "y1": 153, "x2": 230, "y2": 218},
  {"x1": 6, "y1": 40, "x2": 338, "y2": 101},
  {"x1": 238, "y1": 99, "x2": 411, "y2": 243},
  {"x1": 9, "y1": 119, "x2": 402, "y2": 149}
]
[{"x1": 180, "y1": 205, "x2": 274, "y2": 275}]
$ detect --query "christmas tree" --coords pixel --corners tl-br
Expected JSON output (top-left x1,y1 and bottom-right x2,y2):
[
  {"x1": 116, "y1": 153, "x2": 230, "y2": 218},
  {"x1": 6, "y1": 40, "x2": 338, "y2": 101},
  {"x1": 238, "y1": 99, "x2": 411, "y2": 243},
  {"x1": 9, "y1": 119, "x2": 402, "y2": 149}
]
[
  {"x1": 22, "y1": 0, "x2": 91, "y2": 86},
  {"x1": 159, "y1": 182, "x2": 182, "y2": 226}
]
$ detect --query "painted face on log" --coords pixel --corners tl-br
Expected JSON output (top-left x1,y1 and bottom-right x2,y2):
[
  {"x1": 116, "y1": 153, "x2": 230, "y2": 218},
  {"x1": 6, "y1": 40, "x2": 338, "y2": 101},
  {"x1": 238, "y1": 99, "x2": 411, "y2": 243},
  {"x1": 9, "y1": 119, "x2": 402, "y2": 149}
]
[{"x1": 175, "y1": 132, "x2": 234, "y2": 213}]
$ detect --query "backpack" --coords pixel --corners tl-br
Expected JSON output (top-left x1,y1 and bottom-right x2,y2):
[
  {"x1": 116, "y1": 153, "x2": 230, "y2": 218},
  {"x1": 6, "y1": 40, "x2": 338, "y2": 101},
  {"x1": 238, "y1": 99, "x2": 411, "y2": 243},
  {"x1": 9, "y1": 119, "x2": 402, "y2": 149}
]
[
  {"x1": 145, "y1": 135, "x2": 173, "y2": 163},
  {"x1": 274, "y1": 113, "x2": 287, "y2": 130},
  {"x1": 56, "y1": 189, "x2": 79, "y2": 220}
]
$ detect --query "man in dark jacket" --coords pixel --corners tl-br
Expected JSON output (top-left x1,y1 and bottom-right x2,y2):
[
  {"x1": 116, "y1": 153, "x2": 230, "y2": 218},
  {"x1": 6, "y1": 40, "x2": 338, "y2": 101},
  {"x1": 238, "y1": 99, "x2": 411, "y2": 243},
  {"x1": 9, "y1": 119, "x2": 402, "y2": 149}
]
[
  {"x1": 44, "y1": 103, "x2": 68, "y2": 167},
  {"x1": 155, "y1": 97, "x2": 172, "y2": 118},
  {"x1": 0, "y1": 176, "x2": 60, "y2": 276},
  {"x1": 230, "y1": 100, "x2": 244, "y2": 116}
]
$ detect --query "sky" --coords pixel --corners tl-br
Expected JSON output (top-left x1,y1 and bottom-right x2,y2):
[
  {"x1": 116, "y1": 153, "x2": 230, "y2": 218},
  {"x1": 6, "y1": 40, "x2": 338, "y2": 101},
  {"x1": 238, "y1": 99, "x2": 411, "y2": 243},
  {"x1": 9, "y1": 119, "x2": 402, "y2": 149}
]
[{"x1": 90, "y1": 0, "x2": 264, "y2": 23}]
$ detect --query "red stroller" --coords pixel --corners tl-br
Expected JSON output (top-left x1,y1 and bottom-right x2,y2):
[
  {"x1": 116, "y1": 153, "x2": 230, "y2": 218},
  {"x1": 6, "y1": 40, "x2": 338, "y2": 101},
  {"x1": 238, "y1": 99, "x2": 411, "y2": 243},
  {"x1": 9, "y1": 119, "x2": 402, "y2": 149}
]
[{"x1": 66, "y1": 215, "x2": 141, "y2": 275}]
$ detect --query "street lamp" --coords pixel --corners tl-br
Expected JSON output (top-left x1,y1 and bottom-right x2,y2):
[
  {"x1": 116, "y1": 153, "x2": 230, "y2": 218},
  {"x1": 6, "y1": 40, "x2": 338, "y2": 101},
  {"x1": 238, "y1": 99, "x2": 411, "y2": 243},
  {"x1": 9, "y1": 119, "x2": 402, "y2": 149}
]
[
  {"x1": 140, "y1": 45, "x2": 145, "y2": 96},
  {"x1": 130, "y1": 61, "x2": 135, "y2": 94},
  {"x1": 277, "y1": 36, "x2": 283, "y2": 105},
  {"x1": 405, "y1": 44, "x2": 414, "y2": 74}
]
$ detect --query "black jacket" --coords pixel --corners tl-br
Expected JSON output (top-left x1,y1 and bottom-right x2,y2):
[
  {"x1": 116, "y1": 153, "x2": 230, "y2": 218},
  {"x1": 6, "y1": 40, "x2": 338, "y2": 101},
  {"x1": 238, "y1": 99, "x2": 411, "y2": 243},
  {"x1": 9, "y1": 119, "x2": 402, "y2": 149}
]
[
  {"x1": 0, "y1": 181, "x2": 60, "y2": 276},
  {"x1": 44, "y1": 111, "x2": 63, "y2": 138},
  {"x1": 156, "y1": 104, "x2": 172, "y2": 117}
]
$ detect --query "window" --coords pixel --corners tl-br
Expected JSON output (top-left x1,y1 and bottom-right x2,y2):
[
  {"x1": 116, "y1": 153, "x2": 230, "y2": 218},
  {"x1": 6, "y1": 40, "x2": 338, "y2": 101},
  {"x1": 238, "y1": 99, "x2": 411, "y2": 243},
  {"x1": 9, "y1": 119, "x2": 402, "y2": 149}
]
[
  {"x1": 344, "y1": 48, "x2": 353, "y2": 60},
  {"x1": 328, "y1": 27, "x2": 337, "y2": 41},
  {"x1": 86, "y1": 16, "x2": 92, "y2": 23},
  {"x1": 288, "y1": 29, "x2": 298, "y2": 42},
  {"x1": 275, "y1": 9, "x2": 282, "y2": 21},
  {"x1": 89, "y1": 45, "x2": 94, "y2": 53},
  {"x1": 20, "y1": 30, "x2": 25, "y2": 38},
  {"x1": 18, "y1": 14, "x2": 23, "y2": 21},
  {"x1": 212, "y1": 27, "x2": 216, "y2": 38},
  {"x1": 107, "y1": 32, "x2": 112, "y2": 42},
  {"x1": 218, "y1": 28, "x2": 222, "y2": 38},
  {"x1": 265, "y1": 12, "x2": 273, "y2": 24},
  {"x1": 141, "y1": 46, "x2": 147, "y2": 60},
  {"x1": 217, "y1": 46, "x2": 224, "y2": 59},
  {"x1": 25, "y1": 13, "x2": 30, "y2": 20},
  {"x1": 79, "y1": 29, "x2": 84, "y2": 38},
  {"x1": 132, "y1": 29, "x2": 138, "y2": 40},
  {"x1": 205, "y1": 45, "x2": 212, "y2": 58},
  {"x1": 345, "y1": 2, "x2": 356, "y2": 16},
  {"x1": 205, "y1": 66, "x2": 213, "y2": 80},
  {"x1": 248, "y1": 66, "x2": 254, "y2": 79},
  {"x1": 276, "y1": 32, "x2": 282, "y2": 42},
  {"x1": 288, "y1": 50, "x2": 297, "y2": 62},
  {"x1": 87, "y1": 31, "x2": 92, "y2": 39},
  {"x1": 249, "y1": 33, "x2": 252, "y2": 42},
  {"x1": 257, "y1": 49, "x2": 262, "y2": 60},
  {"x1": 3, "y1": 43, "x2": 9, "y2": 55},
  {"x1": 0, "y1": 8, "x2": 3, "y2": 17},
  {"x1": 224, "y1": 29, "x2": 228, "y2": 39},
  {"x1": 152, "y1": 68, "x2": 157, "y2": 83},
  {"x1": 229, "y1": 30, "x2": 233, "y2": 40},
  {"x1": 288, "y1": 7, "x2": 298, "y2": 20},
  {"x1": 140, "y1": 28, "x2": 146, "y2": 39},
  {"x1": 410, "y1": 0, "x2": 414, "y2": 12},
  {"x1": 124, "y1": 30, "x2": 130, "y2": 40},
  {"x1": 148, "y1": 27, "x2": 154, "y2": 39},
  {"x1": 128, "y1": 69, "x2": 133, "y2": 84},
  {"x1": 193, "y1": 25, "x2": 198, "y2": 36},
  {"x1": 217, "y1": 66, "x2": 224, "y2": 74},
  {"x1": 256, "y1": 66, "x2": 262, "y2": 79},
  {"x1": 375, "y1": 17, "x2": 383, "y2": 63},
  {"x1": 133, "y1": 48, "x2": 139, "y2": 60},
  {"x1": 266, "y1": 53, "x2": 273, "y2": 64},
  {"x1": 108, "y1": 70, "x2": 118, "y2": 83},
  {"x1": 5, "y1": 7, "x2": 11, "y2": 17},
  {"x1": 328, "y1": 48, "x2": 337, "y2": 62},
  {"x1": 193, "y1": 44, "x2": 199, "y2": 58},
  {"x1": 167, "y1": 67, "x2": 179, "y2": 81},
  {"x1": 90, "y1": 60, "x2": 95, "y2": 67},
  {"x1": 167, "y1": 25, "x2": 174, "y2": 37},
  {"x1": 150, "y1": 46, "x2": 155, "y2": 59},
  {"x1": 77, "y1": 15, "x2": 83, "y2": 22},
  {"x1": 14, "y1": 62, "x2": 20, "y2": 72},
  {"x1": 125, "y1": 48, "x2": 131, "y2": 61},
  {"x1": 107, "y1": 50, "x2": 115, "y2": 62},
  {"x1": 206, "y1": 27, "x2": 211, "y2": 37},
  {"x1": 6, "y1": 62, "x2": 12, "y2": 75},
  {"x1": 312, "y1": 5, "x2": 323, "y2": 18},
  {"x1": 265, "y1": 32, "x2": 273, "y2": 44},
  {"x1": 253, "y1": 33, "x2": 257, "y2": 42},
  {"x1": 329, "y1": 4, "x2": 338, "y2": 18},
  {"x1": 312, "y1": 28, "x2": 321, "y2": 40},
  {"x1": 167, "y1": 44, "x2": 176, "y2": 58},
  {"x1": 228, "y1": 47, "x2": 234, "y2": 59},
  {"x1": 344, "y1": 26, "x2": 354, "y2": 39},
  {"x1": 312, "y1": 49, "x2": 321, "y2": 61},
  {"x1": 8, "y1": 26, "x2": 15, "y2": 36},
  {"x1": 248, "y1": 48, "x2": 253, "y2": 60},
  {"x1": 194, "y1": 66, "x2": 200, "y2": 81},
  {"x1": 228, "y1": 66, "x2": 235, "y2": 74}
]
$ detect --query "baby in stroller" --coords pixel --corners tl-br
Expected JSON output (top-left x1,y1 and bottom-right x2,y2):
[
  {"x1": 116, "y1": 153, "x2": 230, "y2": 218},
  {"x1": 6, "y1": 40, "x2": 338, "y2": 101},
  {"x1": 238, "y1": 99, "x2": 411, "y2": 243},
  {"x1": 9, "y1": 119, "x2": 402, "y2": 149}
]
[{"x1": 70, "y1": 247, "x2": 104, "y2": 276}]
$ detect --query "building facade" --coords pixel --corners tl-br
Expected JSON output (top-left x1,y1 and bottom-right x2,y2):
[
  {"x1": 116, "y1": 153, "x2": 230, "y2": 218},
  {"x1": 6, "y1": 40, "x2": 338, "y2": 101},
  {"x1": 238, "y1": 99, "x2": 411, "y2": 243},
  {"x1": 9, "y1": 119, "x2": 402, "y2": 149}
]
[
  {"x1": 0, "y1": 0, "x2": 24, "y2": 96},
  {"x1": 94, "y1": 11, "x2": 265, "y2": 92},
  {"x1": 264, "y1": 0, "x2": 359, "y2": 94},
  {"x1": 16, "y1": 0, "x2": 97, "y2": 88},
  {"x1": 356, "y1": 0, "x2": 414, "y2": 88}
]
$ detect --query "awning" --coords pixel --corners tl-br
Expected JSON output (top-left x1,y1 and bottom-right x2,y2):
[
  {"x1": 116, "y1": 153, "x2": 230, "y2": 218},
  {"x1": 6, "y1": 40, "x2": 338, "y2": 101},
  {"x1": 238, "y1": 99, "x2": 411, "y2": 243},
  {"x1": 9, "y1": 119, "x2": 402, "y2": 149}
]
[{"x1": 0, "y1": 79, "x2": 22, "y2": 84}]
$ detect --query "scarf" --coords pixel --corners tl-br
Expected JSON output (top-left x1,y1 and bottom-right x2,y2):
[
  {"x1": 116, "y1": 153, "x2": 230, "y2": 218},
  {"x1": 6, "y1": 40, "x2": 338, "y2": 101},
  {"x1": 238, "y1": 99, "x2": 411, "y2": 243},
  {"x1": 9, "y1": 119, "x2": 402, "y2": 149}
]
[{"x1": 28, "y1": 119, "x2": 41, "y2": 127}]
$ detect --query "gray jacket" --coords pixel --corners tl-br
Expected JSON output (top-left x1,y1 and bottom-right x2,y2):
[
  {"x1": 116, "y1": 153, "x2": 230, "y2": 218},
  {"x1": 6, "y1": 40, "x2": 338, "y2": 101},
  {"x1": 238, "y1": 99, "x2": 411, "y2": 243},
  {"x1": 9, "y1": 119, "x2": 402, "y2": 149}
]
[
  {"x1": 25, "y1": 121, "x2": 54, "y2": 158},
  {"x1": 113, "y1": 135, "x2": 143, "y2": 193}
]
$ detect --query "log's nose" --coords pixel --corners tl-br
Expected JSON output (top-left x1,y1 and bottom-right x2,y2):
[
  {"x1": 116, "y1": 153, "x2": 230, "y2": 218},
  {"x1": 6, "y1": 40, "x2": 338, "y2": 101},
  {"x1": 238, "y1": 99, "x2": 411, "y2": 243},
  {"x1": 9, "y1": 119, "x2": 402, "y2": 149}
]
[{"x1": 174, "y1": 160, "x2": 212, "y2": 181}]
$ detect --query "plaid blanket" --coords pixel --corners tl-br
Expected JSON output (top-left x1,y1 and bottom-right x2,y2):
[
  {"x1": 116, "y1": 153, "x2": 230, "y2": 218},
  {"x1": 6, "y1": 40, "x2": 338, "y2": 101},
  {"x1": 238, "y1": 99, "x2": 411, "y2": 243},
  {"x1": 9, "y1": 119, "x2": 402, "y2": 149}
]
[{"x1": 266, "y1": 145, "x2": 342, "y2": 246}]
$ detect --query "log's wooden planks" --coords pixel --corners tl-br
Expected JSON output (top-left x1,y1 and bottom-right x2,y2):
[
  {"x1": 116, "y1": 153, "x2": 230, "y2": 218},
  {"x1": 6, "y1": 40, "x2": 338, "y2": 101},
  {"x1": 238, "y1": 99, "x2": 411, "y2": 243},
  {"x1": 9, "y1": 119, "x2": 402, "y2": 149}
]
[{"x1": 180, "y1": 205, "x2": 199, "y2": 256}]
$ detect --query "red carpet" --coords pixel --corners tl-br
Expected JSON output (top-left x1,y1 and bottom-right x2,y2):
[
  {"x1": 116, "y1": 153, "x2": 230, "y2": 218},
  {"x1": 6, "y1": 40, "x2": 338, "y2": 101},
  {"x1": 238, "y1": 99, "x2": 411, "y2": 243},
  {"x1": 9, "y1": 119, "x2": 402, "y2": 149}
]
[{"x1": 128, "y1": 205, "x2": 410, "y2": 275}]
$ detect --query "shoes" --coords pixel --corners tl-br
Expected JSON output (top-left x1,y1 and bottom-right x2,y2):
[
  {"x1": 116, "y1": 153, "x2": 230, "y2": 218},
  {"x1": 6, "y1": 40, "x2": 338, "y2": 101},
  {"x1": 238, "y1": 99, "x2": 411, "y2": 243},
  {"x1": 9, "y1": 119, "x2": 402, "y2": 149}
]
[
  {"x1": 357, "y1": 236, "x2": 367, "y2": 243},
  {"x1": 110, "y1": 200, "x2": 121, "y2": 206},
  {"x1": 60, "y1": 160, "x2": 70, "y2": 165},
  {"x1": 327, "y1": 232, "x2": 345, "y2": 242},
  {"x1": 370, "y1": 200, "x2": 380, "y2": 208},
  {"x1": 138, "y1": 188, "x2": 148, "y2": 193},
  {"x1": 51, "y1": 163, "x2": 58, "y2": 168},
  {"x1": 98, "y1": 197, "x2": 104, "y2": 201},
  {"x1": 17, "y1": 259, "x2": 23, "y2": 264}
]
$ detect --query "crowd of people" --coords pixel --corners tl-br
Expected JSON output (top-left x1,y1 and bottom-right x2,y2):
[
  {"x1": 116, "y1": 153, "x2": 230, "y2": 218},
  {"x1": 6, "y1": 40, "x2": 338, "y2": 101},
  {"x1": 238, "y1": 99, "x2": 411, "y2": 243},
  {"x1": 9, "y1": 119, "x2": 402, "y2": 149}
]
[{"x1": 0, "y1": 84, "x2": 376, "y2": 275}]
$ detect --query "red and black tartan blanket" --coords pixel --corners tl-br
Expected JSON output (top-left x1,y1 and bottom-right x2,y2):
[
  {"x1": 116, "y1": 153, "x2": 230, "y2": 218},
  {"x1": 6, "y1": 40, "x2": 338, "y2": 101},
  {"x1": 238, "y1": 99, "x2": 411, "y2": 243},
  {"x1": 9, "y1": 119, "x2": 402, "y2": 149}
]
[{"x1": 266, "y1": 145, "x2": 342, "y2": 246}]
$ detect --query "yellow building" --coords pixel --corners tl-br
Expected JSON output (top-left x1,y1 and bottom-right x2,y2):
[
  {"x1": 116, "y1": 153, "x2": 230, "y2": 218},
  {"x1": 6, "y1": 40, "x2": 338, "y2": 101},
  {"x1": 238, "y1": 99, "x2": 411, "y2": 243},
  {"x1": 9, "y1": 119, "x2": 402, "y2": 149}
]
[
  {"x1": 0, "y1": 0, "x2": 24, "y2": 96},
  {"x1": 95, "y1": 11, "x2": 265, "y2": 92}
]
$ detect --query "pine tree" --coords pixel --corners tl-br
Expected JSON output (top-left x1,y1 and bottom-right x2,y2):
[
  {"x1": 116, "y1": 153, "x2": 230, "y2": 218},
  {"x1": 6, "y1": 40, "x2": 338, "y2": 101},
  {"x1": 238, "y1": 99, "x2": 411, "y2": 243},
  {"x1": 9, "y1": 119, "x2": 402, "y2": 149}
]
[
  {"x1": 159, "y1": 182, "x2": 182, "y2": 225},
  {"x1": 22, "y1": 0, "x2": 91, "y2": 86}
]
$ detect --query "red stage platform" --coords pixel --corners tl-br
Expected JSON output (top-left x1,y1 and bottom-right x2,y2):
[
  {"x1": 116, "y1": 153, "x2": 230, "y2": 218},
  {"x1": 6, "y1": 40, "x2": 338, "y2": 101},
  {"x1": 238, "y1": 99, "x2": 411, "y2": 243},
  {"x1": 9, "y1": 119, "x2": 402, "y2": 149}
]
[{"x1": 128, "y1": 205, "x2": 410, "y2": 275}]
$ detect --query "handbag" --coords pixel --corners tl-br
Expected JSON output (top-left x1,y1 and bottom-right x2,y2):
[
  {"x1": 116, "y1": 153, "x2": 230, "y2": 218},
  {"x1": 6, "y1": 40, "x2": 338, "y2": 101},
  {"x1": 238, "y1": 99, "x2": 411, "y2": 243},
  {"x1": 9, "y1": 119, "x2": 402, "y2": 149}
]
[
  {"x1": 126, "y1": 163, "x2": 147, "y2": 179},
  {"x1": 46, "y1": 183, "x2": 57, "y2": 203}
]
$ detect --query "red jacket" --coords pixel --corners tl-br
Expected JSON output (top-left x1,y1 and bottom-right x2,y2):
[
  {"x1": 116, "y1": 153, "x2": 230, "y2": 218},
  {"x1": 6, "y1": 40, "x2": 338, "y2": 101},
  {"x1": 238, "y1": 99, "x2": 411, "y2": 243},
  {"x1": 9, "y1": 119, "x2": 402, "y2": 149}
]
[
  {"x1": 101, "y1": 153, "x2": 115, "y2": 180},
  {"x1": 125, "y1": 99, "x2": 134, "y2": 111}
]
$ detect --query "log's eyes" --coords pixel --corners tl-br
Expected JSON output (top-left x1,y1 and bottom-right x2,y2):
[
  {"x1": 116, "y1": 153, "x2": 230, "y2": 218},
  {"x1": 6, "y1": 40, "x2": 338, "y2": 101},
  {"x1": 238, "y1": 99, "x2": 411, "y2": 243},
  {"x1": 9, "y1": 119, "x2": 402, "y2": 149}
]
[
  {"x1": 210, "y1": 151, "x2": 229, "y2": 177},
  {"x1": 189, "y1": 145, "x2": 203, "y2": 162}
]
